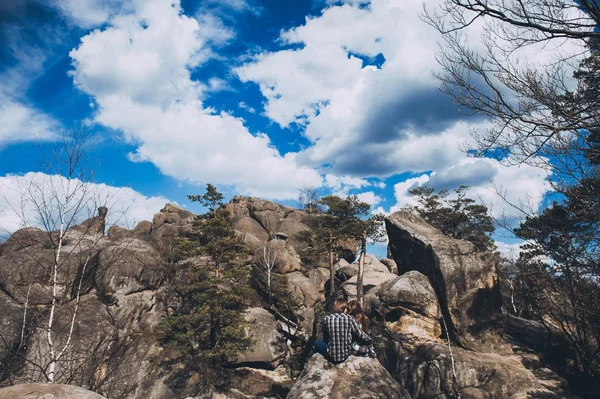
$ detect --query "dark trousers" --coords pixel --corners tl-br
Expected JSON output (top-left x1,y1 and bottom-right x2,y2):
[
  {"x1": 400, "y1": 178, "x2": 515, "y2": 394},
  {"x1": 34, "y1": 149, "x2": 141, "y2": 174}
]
[{"x1": 315, "y1": 339, "x2": 328, "y2": 358}]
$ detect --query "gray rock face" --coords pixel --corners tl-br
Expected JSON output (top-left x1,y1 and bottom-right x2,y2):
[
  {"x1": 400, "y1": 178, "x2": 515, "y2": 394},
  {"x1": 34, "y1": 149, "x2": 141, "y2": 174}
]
[
  {"x1": 307, "y1": 268, "x2": 330, "y2": 292},
  {"x1": 380, "y1": 258, "x2": 398, "y2": 274},
  {"x1": 287, "y1": 272, "x2": 323, "y2": 308},
  {"x1": 0, "y1": 384, "x2": 107, "y2": 399},
  {"x1": 365, "y1": 271, "x2": 441, "y2": 340},
  {"x1": 232, "y1": 216, "x2": 270, "y2": 244},
  {"x1": 254, "y1": 239, "x2": 302, "y2": 274},
  {"x1": 234, "y1": 308, "x2": 287, "y2": 369},
  {"x1": 133, "y1": 220, "x2": 152, "y2": 241},
  {"x1": 342, "y1": 270, "x2": 396, "y2": 301},
  {"x1": 385, "y1": 211, "x2": 501, "y2": 340},
  {"x1": 0, "y1": 291, "x2": 25, "y2": 378},
  {"x1": 286, "y1": 354, "x2": 411, "y2": 399},
  {"x1": 382, "y1": 340, "x2": 543, "y2": 399},
  {"x1": 150, "y1": 203, "x2": 195, "y2": 255},
  {"x1": 254, "y1": 210, "x2": 284, "y2": 236},
  {"x1": 96, "y1": 238, "x2": 163, "y2": 295}
]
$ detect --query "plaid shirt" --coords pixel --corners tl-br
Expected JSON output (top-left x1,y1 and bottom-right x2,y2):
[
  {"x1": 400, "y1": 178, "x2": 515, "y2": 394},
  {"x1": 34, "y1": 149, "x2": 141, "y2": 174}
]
[{"x1": 321, "y1": 313, "x2": 372, "y2": 363}]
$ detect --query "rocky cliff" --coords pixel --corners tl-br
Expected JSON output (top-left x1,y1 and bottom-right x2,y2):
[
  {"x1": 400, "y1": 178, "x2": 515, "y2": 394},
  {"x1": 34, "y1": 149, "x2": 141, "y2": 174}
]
[{"x1": 0, "y1": 198, "x2": 578, "y2": 398}]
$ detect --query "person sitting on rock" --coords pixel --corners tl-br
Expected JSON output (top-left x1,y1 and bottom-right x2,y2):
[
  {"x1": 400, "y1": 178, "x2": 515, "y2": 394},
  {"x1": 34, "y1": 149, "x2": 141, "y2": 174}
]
[
  {"x1": 347, "y1": 300, "x2": 377, "y2": 358},
  {"x1": 314, "y1": 298, "x2": 372, "y2": 364}
]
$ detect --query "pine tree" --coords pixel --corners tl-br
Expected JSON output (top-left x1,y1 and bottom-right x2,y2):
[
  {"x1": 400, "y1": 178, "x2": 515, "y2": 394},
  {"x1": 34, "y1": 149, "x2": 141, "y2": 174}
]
[
  {"x1": 160, "y1": 184, "x2": 252, "y2": 390},
  {"x1": 408, "y1": 185, "x2": 495, "y2": 251}
]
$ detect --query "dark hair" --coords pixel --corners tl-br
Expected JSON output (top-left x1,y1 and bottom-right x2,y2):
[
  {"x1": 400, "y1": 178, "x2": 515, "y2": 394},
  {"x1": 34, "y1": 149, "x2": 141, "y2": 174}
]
[
  {"x1": 334, "y1": 298, "x2": 348, "y2": 313},
  {"x1": 348, "y1": 300, "x2": 371, "y2": 333}
]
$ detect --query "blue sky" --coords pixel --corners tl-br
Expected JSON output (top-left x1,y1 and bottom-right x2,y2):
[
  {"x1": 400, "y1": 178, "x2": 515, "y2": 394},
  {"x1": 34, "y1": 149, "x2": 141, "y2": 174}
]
[{"x1": 1, "y1": 0, "x2": 571, "y2": 256}]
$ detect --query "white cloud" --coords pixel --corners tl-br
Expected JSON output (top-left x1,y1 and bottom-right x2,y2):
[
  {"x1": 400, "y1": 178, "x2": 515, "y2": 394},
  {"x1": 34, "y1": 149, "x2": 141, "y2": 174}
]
[
  {"x1": 356, "y1": 191, "x2": 382, "y2": 206},
  {"x1": 0, "y1": 172, "x2": 170, "y2": 235},
  {"x1": 69, "y1": 0, "x2": 322, "y2": 199},
  {"x1": 52, "y1": 0, "x2": 130, "y2": 28},
  {"x1": 237, "y1": 0, "x2": 583, "y2": 183},
  {"x1": 0, "y1": 7, "x2": 63, "y2": 148},
  {"x1": 386, "y1": 157, "x2": 551, "y2": 226},
  {"x1": 0, "y1": 100, "x2": 59, "y2": 146}
]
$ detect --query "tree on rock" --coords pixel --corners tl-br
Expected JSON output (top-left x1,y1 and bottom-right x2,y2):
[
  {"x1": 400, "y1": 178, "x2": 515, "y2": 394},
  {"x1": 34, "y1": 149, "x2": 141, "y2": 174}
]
[
  {"x1": 407, "y1": 185, "x2": 495, "y2": 251},
  {"x1": 299, "y1": 195, "x2": 384, "y2": 302},
  {"x1": 160, "y1": 184, "x2": 253, "y2": 391}
]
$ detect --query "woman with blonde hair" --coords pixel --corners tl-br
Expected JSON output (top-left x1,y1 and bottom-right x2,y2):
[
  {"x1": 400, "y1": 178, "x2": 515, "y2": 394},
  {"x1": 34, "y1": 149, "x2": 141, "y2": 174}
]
[{"x1": 347, "y1": 300, "x2": 376, "y2": 358}]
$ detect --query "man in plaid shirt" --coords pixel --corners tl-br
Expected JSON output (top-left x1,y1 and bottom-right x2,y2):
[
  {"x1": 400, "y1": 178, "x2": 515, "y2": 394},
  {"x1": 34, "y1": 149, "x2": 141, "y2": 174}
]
[{"x1": 314, "y1": 299, "x2": 372, "y2": 364}]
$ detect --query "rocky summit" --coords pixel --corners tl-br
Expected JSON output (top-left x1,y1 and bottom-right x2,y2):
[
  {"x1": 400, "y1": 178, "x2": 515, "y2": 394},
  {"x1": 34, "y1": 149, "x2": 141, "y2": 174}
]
[{"x1": 0, "y1": 197, "x2": 578, "y2": 398}]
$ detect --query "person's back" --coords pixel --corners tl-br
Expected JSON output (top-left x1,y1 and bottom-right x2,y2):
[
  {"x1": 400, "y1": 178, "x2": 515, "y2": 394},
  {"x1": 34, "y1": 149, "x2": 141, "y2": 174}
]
[{"x1": 315, "y1": 299, "x2": 372, "y2": 364}]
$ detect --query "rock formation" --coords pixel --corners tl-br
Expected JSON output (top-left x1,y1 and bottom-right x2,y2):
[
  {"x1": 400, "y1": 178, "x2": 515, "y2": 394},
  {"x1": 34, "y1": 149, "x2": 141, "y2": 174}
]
[
  {"x1": 0, "y1": 383, "x2": 107, "y2": 399},
  {"x1": 385, "y1": 211, "x2": 502, "y2": 344},
  {"x1": 286, "y1": 354, "x2": 411, "y2": 399},
  {"x1": 0, "y1": 198, "x2": 580, "y2": 399}
]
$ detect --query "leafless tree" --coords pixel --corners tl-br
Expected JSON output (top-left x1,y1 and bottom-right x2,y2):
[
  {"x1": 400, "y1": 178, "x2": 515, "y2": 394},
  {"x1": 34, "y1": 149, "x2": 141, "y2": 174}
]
[
  {"x1": 298, "y1": 186, "x2": 321, "y2": 214},
  {"x1": 0, "y1": 125, "x2": 131, "y2": 384},
  {"x1": 254, "y1": 245, "x2": 277, "y2": 303},
  {"x1": 422, "y1": 0, "x2": 600, "y2": 188}
]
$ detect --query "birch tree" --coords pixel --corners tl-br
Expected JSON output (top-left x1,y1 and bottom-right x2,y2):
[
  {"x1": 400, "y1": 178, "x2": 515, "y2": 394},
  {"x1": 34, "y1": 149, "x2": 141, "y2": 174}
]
[{"x1": 0, "y1": 126, "x2": 121, "y2": 383}]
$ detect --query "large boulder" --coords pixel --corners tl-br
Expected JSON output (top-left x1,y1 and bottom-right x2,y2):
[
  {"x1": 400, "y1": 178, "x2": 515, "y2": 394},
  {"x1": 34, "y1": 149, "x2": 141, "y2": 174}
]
[
  {"x1": 365, "y1": 271, "x2": 441, "y2": 340},
  {"x1": 287, "y1": 272, "x2": 323, "y2": 308},
  {"x1": 234, "y1": 308, "x2": 287, "y2": 369},
  {"x1": 225, "y1": 196, "x2": 294, "y2": 221},
  {"x1": 0, "y1": 291, "x2": 26, "y2": 380},
  {"x1": 150, "y1": 203, "x2": 195, "y2": 255},
  {"x1": 96, "y1": 238, "x2": 163, "y2": 295},
  {"x1": 337, "y1": 254, "x2": 390, "y2": 279},
  {"x1": 254, "y1": 239, "x2": 302, "y2": 274},
  {"x1": 0, "y1": 384, "x2": 107, "y2": 399},
  {"x1": 287, "y1": 354, "x2": 411, "y2": 399},
  {"x1": 307, "y1": 268, "x2": 330, "y2": 293},
  {"x1": 385, "y1": 211, "x2": 501, "y2": 341},
  {"x1": 0, "y1": 228, "x2": 107, "y2": 304},
  {"x1": 133, "y1": 220, "x2": 153, "y2": 241},
  {"x1": 381, "y1": 340, "x2": 547, "y2": 399},
  {"x1": 232, "y1": 216, "x2": 270, "y2": 244},
  {"x1": 274, "y1": 218, "x2": 311, "y2": 252},
  {"x1": 342, "y1": 270, "x2": 396, "y2": 301},
  {"x1": 254, "y1": 210, "x2": 284, "y2": 236}
]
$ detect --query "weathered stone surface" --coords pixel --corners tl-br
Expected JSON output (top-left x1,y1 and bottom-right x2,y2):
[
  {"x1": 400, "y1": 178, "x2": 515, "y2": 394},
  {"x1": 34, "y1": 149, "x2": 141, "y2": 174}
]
[
  {"x1": 2, "y1": 227, "x2": 49, "y2": 253},
  {"x1": 287, "y1": 354, "x2": 411, "y2": 399},
  {"x1": 380, "y1": 258, "x2": 398, "y2": 274},
  {"x1": 254, "y1": 210, "x2": 284, "y2": 236},
  {"x1": 225, "y1": 196, "x2": 293, "y2": 221},
  {"x1": 234, "y1": 308, "x2": 287, "y2": 369},
  {"x1": 0, "y1": 229, "x2": 105, "y2": 304},
  {"x1": 233, "y1": 216, "x2": 270, "y2": 244},
  {"x1": 338, "y1": 254, "x2": 390, "y2": 280},
  {"x1": 0, "y1": 291, "x2": 25, "y2": 378},
  {"x1": 254, "y1": 239, "x2": 302, "y2": 274},
  {"x1": 235, "y1": 230, "x2": 264, "y2": 252},
  {"x1": 385, "y1": 211, "x2": 501, "y2": 340},
  {"x1": 342, "y1": 271, "x2": 396, "y2": 301},
  {"x1": 107, "y1": 225, "x2": 132, "y2": 241},
  {"x1": 307, "y1": 268, "x2": 330, "y2": 292},
  {"x1": 0, "y1": 384, "x2": 107, "y2": 399},
  {"x1": 284, "y1": 209, "x2": 308, "y2": 222},
  {"x1": 161, "y1": 203, "x2": 195, "y2": 222},
  {"x1": 365, "y1": 271, "x2": 441, "y2": 340},
  {"x1": 73, "y1": 207, "x2": 108, "y2": 236},
  {"x1": 382, "y1": 340, "x2": 543, "y2": 399},
  {"x1": 274, "y1": 218, "x2": 311, "y2": 252},
  {"x1": 287, "y1": 272, "x2": 323, "y2": 308},
  {"x1": 226, "y1": 367, "x2": 293, "y2": 399},
  {"x1": 133, "y1": 220, "x2": 152, "y2": 241},
  {"x1": 96, "y1": 239, "x2": 163, "y2": 295}
]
